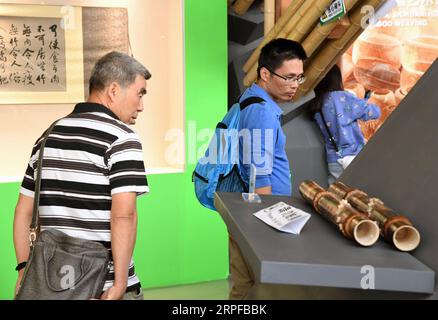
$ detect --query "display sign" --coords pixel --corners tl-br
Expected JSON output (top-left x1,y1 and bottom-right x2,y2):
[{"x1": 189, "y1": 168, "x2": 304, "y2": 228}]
[
  {"x1": 253, "y1": 202, "x2": 311, "y2": 234},
  {"x1": 320, "y1": 0, "x2": 346, "y2": 25}
]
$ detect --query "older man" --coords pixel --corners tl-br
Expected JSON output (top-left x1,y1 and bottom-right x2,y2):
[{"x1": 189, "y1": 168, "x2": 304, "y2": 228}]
[{"x1": 14, "y1": 52, "x2": 151, "y2": 300}]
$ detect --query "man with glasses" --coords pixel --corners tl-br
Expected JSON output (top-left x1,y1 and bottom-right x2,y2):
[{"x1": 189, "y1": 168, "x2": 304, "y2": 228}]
[{"x1": 229, "y1": 38, "x2": 307, "y2": 300}]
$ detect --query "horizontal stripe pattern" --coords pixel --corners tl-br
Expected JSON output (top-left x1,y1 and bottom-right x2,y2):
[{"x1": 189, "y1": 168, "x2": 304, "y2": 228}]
[{"x1": 20, "y1": 104, "x2": 149, "y2": 290}]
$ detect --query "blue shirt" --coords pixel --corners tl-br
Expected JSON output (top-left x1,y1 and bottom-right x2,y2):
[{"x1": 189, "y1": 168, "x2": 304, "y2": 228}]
[
  {"x1": 314, "y1": 91, "x2": 381, "y2": 163},
  {"x1": 238, "y1": 83, "x2": 291, "y2": 196}
]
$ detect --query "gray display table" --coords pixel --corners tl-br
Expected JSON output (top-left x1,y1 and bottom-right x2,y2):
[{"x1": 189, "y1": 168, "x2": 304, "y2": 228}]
[{"x1": 215, "y1": 192, "x2": 435, "y2": 298}]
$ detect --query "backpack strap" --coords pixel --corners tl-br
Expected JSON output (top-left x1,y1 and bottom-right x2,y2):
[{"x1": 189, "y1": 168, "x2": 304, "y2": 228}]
[{"x1": 239, "y1": 96, "x2": 265, "y2": 110}]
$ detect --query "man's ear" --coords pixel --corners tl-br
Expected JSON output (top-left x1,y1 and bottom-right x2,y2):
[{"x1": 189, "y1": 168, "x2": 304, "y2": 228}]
[
  {"x1": 259, "y1": 67, "x2": 270, "y2": 82},
  {"x1": 108, "y1": 82, "x2": 120, "y2": 102}
]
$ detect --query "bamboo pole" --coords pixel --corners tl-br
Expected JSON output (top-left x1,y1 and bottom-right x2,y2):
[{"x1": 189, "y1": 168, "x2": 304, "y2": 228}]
[
  {"x1": 314, "y1": 23, "x2": 370, "y2": 93},
  {"x1": 294, "y1": 0, "x2": 384, "y2": 99},
  {"x1": 233, "y1": 0, "x2": 256, "y2": 15},
  {"x1": 302, "y1": 0, "x2": 362, "y2": 57},
  {"x1": 243, "y1": 60, "x2": 259, "y2": 86},
  {"x1": 264, "y1": 0, "x2": 276, "y2": 35},
  {"x1": 294, "y1": 28, "x2": 362, "y2": 100},
  {"x1": 284, "y1": 0, "x2": 334, "y2": 43},
  {"x1": 243, "y1": 0, "x2": 305, "y2": 73},
  {"x1": 276, "y1": 0, "x2": 317, "y2": 39}
]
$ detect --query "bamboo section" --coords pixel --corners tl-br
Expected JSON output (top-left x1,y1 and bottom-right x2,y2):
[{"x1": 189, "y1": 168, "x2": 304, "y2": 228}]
[
  {"x1": 243, "y1": 0, "x2": 305, "y2": 73},
  {"x1": 243, "y1": 62, "x2": 259, "y2": 86},
  {"x1": 302, "y1": 0, "x2": 361, "y2": 57},
  {"x1": 328, "y1": 181, "x2": 421, "y2": 252},
  {"x1": 264, "y1": 0, "x2": 276, "y2": 35},
  {"x1": 295, "y1": 27, "x2": 363, "y2": 100},
  {"x1": 304, "y1": 24, "x2": 370, "y2": 102},
  {"x1": 300, "y1": 180, "x2": 379, "y2": 246},
  {"x1": 276, "y1": 0, "x2": 319, "y2": 39},
  {"x1": 294, "y1": 0, "x2": 384, "y2": 100},
  {"x1": 233, "y1": 0, "x2": 256, "y2": 15},
  {"x1": 284, "y1": 0, "x2": 334, "y2": 43}
]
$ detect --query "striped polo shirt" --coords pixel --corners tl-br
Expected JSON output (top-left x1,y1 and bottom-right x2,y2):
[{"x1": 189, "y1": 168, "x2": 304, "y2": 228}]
[{"x1": 20, "y1": 102, "x2": 149, "y2": 293}]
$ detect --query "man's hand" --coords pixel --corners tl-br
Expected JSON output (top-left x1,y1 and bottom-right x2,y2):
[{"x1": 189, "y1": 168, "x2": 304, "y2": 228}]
[{"x1": 100, "y1": 285, "x2": 126, "y2": 300}]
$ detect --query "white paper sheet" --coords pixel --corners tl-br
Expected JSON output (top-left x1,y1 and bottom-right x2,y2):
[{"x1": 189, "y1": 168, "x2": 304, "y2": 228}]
[{"x1": 253, "y1": 202, "x2": 311, "y2": 234}]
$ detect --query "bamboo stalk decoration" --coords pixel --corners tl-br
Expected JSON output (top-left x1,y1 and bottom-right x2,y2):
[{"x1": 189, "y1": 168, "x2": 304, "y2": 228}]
[
  {"x1": 302, "y1": 23, "x2": 369, "y2": 102},
  {"x1": 302, "y1": 0, "x2": 361, "y2": 57},
  {"x1": 296, "y1": 28, "x2": 362, "y2": 100},
  {"x1": 233, "y1": 0, "x2": 256, "y2": 15},
  {"x1": 264, "y1": 0, "x2": 276, "y2": 35},
  {"x1": 312, "y1": 24, "x2": 370, "y2": 96},
  {"x1": 299, "y1": 180, "x2": 379, "y2": 246},
  {"x1": 243, "y1": 0, "x2": 305, "y2": 73},
  {"x1": 294, "y1": 0, "x2": 384, "y2": 100},
  {"x1": 328, "y1": 181, "x2": 421, "y2": 252},
  {"x1": 284, "y1": 0, "x2": 335, "y2": 43},
  {"x1": 243, "y1": 58, "x2": 259, "y2": 86}
]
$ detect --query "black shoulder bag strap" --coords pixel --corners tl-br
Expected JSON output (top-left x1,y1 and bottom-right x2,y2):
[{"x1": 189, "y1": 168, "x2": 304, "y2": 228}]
[
  {"x1": 318, "y1": 111, "x2": 340, "y2": 153},
  {"x1": 29, "y1": 120, "x2": 60, "y2": 246}
]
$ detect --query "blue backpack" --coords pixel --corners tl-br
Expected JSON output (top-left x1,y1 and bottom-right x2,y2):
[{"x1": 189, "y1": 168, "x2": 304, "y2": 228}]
[{"x1": 192, "y1": 96, "x2": 265, "y2": 210}]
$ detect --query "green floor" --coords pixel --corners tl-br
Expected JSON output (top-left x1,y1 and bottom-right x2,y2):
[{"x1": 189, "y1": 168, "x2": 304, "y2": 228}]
[{"x1": 142, "y1": 279, "x2": 230, "y2": 300}]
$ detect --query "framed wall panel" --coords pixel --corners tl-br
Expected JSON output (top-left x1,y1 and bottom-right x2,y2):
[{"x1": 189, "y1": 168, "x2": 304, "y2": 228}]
[{"x1": 0, "y1": 4, "x2": 84, "y2": 104}]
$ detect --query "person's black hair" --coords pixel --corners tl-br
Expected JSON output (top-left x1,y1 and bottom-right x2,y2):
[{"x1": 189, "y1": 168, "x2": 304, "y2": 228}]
[
  {"x1": 257, "y1": 38, "x2": 307, "y2": 78},
  {"x1": 309, "y1": 64, "x2": 344, "y2": 115}
]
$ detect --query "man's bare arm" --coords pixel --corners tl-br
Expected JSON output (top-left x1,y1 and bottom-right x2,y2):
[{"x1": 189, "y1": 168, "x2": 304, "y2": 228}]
[
  {"x1": 13, "y1": 194, "x2": 34, "y2": 294},
  {"x1": 101, "y1": 192, "x2": 137, "y2": 300}
]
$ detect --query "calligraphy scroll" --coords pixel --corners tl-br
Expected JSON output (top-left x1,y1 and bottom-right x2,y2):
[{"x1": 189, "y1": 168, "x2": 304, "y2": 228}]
[
  {"x1": 0, "y1": 16, "x2": 66, "y2": 92},
  {"x1": 0, "y1": 4, "x2": 84, "y2": 104}
]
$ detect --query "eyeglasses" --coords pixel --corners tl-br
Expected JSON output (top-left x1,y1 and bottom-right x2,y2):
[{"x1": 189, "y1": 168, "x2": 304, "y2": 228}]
[{"x1": 266, "y1": 67, "x2": 306, "y2": 84}]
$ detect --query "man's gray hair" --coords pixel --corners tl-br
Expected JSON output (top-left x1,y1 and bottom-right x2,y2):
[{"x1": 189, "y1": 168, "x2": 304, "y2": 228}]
[{"x1": 89, "y1": 51, "x2": 151, "y2": 92}]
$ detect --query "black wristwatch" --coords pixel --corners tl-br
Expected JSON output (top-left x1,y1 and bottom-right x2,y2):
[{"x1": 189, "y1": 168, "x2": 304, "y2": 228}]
[{"x1": 15, "y1": 261, "x2": 27, "y2": 271}]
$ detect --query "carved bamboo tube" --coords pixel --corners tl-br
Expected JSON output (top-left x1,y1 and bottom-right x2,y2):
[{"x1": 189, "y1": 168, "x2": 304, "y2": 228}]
[
  {"x1": 300, "y1": 180, "x2": 379, "y2": 246},
  {"x1": 328, "y1": 181, "x2": 421, "y2": 252}
]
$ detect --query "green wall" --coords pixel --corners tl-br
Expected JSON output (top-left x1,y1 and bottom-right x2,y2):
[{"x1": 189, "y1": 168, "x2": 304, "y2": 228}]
[{"x1": 0, "y1": 0, "x2": 228, "y2": 299}]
